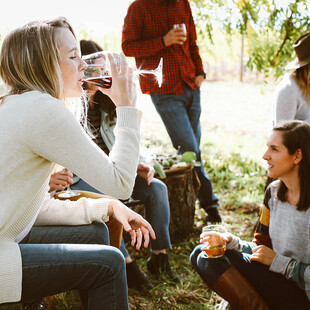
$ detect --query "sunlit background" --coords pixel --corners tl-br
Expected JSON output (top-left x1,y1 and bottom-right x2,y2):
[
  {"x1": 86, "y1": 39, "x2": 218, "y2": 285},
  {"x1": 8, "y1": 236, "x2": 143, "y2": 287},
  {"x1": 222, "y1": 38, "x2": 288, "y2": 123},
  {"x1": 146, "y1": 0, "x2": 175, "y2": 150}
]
[{"x1": 0, "y1": 0, "x2": 130, "y2": 36}]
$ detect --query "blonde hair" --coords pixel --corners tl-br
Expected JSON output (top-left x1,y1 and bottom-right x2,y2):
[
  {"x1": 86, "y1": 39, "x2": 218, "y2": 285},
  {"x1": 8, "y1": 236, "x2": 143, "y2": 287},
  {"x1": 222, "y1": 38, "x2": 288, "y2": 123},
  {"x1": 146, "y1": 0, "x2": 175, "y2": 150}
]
[
  {"x1": 291, "y1": 64, "x2": 310, "y2": 103},
  {"x1": 0, "y1": 17, "x2": 75, "y2": 101}
]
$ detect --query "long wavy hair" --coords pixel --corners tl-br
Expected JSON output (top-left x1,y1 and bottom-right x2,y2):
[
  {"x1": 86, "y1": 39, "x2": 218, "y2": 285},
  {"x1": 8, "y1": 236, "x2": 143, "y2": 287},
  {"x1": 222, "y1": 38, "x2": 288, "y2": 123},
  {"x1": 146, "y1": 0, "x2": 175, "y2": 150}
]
[
  {"x1": 0, "y1": 17, "x2": 75, "y2": 101},
  {"x1": 274, "y1": 120, "x2": 310, "y2": 211},
  {"x1": 291, "y1": 63, "x2": 310, "y2": 103}
]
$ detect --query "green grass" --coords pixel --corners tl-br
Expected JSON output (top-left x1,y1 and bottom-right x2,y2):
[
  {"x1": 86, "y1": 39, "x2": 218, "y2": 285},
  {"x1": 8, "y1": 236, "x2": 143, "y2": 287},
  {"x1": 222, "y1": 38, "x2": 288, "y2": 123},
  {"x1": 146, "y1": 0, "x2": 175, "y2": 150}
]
[{"x1": 0, "y1": 80, "x2": 275, "y2": 309}]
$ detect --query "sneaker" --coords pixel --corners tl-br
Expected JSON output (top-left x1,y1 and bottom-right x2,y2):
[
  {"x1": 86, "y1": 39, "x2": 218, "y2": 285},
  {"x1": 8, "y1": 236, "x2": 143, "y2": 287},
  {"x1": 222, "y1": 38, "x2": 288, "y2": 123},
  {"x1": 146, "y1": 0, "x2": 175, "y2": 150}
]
[
  {"x1": 206, "y1": 206, "x2": 222, "y2": 223},
  {"x1": 126, "y1": 260, "x2": 154, "y2": 290},
  {"x1": 147, "y1": 253, "x2": 179, "y2": 282}
]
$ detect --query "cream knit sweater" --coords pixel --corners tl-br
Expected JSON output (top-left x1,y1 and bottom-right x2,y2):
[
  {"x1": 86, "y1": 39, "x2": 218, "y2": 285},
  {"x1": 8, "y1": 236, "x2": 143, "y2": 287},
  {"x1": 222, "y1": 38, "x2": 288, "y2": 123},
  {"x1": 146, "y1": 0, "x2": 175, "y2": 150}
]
[{"x1": 0, "y1": 91, "x2": 142, "y2": 303}]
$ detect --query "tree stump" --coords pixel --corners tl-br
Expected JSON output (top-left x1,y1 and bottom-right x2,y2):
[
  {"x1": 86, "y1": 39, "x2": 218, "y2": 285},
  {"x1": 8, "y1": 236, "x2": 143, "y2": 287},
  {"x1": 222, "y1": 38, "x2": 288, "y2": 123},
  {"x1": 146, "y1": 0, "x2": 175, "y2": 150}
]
[
  {"x1": 159, "y1": 165, "x2": 200, "y2": 243},
  {"x1": 129, "y1": 165, "x2": 200, "y2": 243}
]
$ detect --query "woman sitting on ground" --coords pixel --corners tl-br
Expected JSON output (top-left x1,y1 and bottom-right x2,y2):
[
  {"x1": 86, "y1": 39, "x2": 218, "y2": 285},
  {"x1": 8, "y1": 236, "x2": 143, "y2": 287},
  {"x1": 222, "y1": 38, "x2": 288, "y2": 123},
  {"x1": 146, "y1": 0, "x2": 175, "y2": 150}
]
[
  {"x1": 0, "y1": 17, "x2": 155, "y2": 309},
  {"x1": 190, "y1": 120, "x2": 310, "y2": 310}
]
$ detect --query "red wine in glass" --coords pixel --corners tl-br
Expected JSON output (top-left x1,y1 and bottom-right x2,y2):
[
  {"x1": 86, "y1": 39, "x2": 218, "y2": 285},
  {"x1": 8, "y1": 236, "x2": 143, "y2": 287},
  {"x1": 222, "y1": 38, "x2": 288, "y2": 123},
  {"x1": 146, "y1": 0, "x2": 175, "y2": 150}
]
[{"x1": 83, "y1": 76, "x2": 112, "y2": 89}]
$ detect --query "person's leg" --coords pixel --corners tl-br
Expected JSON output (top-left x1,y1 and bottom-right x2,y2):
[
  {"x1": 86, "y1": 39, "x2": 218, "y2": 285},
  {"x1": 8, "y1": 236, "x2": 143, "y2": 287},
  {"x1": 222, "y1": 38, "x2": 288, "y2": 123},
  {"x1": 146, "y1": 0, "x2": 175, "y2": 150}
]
[
  {"x1": 150, "y1": 87, "x2": 220, "y2": 222},
  {"x1": 132, "y1": 176, "x2": 177, "y2": 281},
  {"x1": 71, "y1": 179, "x2": 102, "y2": 194},
  {"x1": 20, "y1": 243, "x2": 129, "y2": 310},
  {"x1": 68, "y1": 183, "x2": 154, "y2": 290},
  {"x1": 192, "y1": 248, "x2": 310, "y2": 310},
  {"x1": 193, "y1": 249, "x2": 268, "y2": 309},
  {"x1": 132, "y1": 176, "x2": 171, "y2": 251},
  {"x1": 224, "y1": 250, "x2": 310, "y2": 310},
  {"x1": 21, "y1": 222, "x2": 110, "y2": 245}
]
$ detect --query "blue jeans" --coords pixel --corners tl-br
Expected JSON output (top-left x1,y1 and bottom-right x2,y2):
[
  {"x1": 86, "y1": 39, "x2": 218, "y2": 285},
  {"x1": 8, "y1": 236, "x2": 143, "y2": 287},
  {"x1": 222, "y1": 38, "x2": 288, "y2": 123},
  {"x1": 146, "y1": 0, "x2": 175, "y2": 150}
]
[
  {"x1": 190, "y1": 245, "x2": 310, "y2": 309},
  {"x1": 19, "y1": 223, "x2": 129, "y2": 310},
  {"x1": 71, "y1": 176, "x2": 171, "y2": 258},
  {"x1": 150, "y1": 83, "x2": 219, "y2": 210}
]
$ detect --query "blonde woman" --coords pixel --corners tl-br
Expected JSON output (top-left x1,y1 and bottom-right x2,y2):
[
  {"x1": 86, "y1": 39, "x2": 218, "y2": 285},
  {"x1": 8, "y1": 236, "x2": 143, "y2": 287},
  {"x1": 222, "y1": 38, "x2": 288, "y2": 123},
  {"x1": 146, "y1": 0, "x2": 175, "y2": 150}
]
[
  {"x1": 273, "y1": 32, "x2": 310, "y2": 125},
  {"x1": 0, "y1": 17, "x2": 155, "y2": 309}
]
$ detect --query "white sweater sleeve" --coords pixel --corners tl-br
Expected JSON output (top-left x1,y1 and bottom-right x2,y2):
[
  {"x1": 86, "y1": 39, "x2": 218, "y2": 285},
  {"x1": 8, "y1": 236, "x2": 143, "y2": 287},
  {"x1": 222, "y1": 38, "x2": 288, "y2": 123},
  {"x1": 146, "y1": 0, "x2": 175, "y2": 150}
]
[
  {"x1": 34, "y1": 191, "x2": 112, "y2": 226},
  {"x1": 273, "y1": 78, "x2": 298, "y2": 125},
  {"x1": 22, "y1": 96, "x2": 142, "y2": 199}
]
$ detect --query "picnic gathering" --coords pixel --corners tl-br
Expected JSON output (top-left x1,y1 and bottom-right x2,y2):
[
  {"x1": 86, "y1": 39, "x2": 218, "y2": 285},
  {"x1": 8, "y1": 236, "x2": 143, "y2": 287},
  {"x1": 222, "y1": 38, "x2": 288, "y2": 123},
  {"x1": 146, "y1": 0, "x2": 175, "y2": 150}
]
[{"x1": 0, "y1": 0, "x2": 309, "y2": 309}]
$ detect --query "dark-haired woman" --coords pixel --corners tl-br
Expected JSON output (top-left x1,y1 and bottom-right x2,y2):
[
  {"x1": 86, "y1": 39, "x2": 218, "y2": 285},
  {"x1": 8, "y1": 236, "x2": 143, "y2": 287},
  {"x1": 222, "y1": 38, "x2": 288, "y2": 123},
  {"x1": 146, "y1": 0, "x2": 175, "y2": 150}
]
[
  {"x1": 69, "y1": 39, "x2": 178, "y2": 290},
  {"x1": 190, "y1": 121, "x2": 310, "y2": 309}
]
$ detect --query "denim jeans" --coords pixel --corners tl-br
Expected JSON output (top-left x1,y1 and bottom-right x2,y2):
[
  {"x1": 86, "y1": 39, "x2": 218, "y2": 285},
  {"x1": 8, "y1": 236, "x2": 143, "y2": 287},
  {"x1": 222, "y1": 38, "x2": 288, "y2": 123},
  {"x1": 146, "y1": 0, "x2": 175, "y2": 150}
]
[
  {"x1": 19, "y1": 223, "x2": 129, "y2": 310},
  {"x1": 71, "y1": 176, "x2": 172, "y2": 258},
  {"x1": 150, "y1": 83, "x2": 219, "y2": 210},
  {"x1": 190, "y1": 245, "x2": 310, "y2": 309}
]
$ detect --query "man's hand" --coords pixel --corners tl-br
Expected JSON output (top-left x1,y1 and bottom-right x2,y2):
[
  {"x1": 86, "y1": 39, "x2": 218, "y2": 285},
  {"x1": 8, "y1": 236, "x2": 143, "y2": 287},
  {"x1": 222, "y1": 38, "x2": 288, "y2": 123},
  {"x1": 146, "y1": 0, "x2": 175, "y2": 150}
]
[
  {"x1": 250, "y1": 245, "x2": 277, "y2": 266},
  {"x1": 195, "y1": 75, "x2": 204, "y2": 87},
  {"x1": 49, "y1": 169, "x2": 73, "y2": 196},
  {"x1": 163, "y1": 28, "x2": 186, "y2": 46},
  {"x1": 137, "y1": 163, "x2": 154, "y2": 186}
]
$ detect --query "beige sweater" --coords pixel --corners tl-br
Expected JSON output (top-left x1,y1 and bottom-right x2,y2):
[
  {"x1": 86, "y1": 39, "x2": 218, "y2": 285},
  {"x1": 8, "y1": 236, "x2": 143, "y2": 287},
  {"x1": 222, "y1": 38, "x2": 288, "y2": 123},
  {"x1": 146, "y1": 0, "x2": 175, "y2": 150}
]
[{"x1": 0, "y1": 91, "x2": 142, "y2": 303}]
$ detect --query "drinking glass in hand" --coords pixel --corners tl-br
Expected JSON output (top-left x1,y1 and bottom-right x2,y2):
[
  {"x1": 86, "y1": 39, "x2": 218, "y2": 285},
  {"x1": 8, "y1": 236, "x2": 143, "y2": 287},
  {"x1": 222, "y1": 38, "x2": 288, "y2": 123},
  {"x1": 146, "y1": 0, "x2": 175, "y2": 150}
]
[
  {"x1": 173, "y1": 23, "x2": 187, "y2": 35},
  {"x1": 57, "y1": 169, "x2": 80, "y2": 199},
  {"x1": 201, "y1": 225, "x2": 227, "y2": 258},
  {"x1": 82, "y1": 51, "x2": 163, "y2": 88}
]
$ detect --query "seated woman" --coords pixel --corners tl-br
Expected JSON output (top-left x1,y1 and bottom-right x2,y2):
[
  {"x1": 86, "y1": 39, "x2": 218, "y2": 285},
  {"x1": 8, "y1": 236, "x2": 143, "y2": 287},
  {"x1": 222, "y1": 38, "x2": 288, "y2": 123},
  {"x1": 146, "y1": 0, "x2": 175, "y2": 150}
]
[
  {"x1": 0, "y1": 17, "x2": 155, "y2": 309},
  {"x1": 67, "y1": 39, "x2": 178, "y2": 290},
  {"x1": 190, "y1": 121, "x2": 310, "y2": 310}
]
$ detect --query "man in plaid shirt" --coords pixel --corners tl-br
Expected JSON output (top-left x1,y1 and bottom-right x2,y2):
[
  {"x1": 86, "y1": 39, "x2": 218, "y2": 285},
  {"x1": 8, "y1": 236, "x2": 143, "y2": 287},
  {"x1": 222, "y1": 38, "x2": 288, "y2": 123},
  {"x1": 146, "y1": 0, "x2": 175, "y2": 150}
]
[{"x1": 122, "y1": 0, "x2": 221, "y2": 224}]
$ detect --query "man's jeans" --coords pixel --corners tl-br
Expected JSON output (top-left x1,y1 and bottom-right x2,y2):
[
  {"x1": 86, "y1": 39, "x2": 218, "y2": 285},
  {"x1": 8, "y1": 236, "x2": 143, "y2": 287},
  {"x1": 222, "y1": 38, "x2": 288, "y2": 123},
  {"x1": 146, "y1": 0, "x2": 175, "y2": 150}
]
[
  {"x1": 71, "y1": 176, "x2": 172, "y2": 258},
  {"x1": 190, "y1": 245, "x2": 310, "y2": 309},
  {"x1": 150, "y1": 83, "x2": 218, "y2": 210},
  {"x1": 19, "y1": 223, "x2": 129, "y2": 310}
]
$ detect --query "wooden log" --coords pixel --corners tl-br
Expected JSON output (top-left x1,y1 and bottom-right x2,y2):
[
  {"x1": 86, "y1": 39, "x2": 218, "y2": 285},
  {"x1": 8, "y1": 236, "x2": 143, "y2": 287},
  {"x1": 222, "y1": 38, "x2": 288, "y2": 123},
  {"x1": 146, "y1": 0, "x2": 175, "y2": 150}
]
[{"x1": 129, "y1": 165, "x2": 200, "y2": 243}]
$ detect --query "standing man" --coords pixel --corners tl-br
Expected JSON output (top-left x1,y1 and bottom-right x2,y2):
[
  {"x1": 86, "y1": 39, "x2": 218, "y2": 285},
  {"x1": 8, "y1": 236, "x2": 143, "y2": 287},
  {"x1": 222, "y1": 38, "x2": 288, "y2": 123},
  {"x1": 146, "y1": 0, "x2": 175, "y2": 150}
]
[{"x1": 122, "y1": 0, "x2": 221, "y2": 223}]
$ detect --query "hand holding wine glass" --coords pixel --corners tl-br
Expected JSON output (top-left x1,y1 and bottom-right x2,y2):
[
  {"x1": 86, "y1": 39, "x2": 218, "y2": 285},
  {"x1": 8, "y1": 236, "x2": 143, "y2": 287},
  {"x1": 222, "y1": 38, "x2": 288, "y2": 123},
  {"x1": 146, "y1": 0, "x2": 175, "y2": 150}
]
[
  {"x1": 56, "y1": 169, "x2": 80, "y2": 199},
  {"x1": 82, "y1": 52, "x2": 163, "y2": 108},
  {"x1": 163, "y1": 24, "x2": 187, "y2": 46}
]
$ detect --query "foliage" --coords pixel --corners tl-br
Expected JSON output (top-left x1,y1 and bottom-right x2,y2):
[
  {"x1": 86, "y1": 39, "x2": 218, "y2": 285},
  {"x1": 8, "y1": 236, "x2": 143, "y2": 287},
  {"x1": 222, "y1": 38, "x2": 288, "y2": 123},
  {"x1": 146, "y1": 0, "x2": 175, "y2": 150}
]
[{"x1": 190, "y1": 0, "x2": 310, "y2": 79}]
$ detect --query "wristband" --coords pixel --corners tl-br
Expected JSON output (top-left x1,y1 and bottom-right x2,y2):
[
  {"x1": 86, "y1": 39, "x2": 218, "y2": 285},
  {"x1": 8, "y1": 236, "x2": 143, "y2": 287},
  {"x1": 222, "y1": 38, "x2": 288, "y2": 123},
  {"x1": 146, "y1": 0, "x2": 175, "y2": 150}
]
[{"x1": 196, "y1": 72, "x2": 206, "y2": 79}]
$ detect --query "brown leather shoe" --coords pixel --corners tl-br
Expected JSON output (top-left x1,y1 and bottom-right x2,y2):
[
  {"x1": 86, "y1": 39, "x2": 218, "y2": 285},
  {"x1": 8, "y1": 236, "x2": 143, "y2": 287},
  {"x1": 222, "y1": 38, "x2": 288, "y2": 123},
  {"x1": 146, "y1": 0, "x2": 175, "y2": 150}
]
[{"x1": 212, "y1": 266, "x2": 270, "y2": 310}]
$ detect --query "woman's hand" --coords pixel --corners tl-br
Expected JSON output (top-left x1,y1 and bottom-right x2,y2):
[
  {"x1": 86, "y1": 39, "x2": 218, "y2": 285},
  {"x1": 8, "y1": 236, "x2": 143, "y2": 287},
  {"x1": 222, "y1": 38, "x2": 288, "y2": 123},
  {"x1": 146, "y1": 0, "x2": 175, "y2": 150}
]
[
  {"x1": 137, "y1": 163, "x2": 154, "y2": 186},
  {"x1": 250, "y1": 245, "x2": 277, "y2": 266},
  {"x1": 200, "y1": 231, "x2": 232, "y2": 245},
  {"x1": 49, "y1": 169, "x2": 73, "y2": 196},
  {"x1": 99, "y1": 53, "x2": 137, "y2": 108},
  {"x1": 108, "y1": 200, "x2": 156, "y2": 250}
]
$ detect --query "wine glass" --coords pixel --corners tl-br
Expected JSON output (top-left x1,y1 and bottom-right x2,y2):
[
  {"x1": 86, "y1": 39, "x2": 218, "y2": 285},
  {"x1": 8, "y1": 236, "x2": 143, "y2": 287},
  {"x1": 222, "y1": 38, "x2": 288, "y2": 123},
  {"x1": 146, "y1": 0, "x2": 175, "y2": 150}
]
[
  {"x1": 57, "y1": 169, "x2": 81, "y2": 198},
  {"x1": 58, "y1": 185, "x2": 80, "y2": 198},
  {"x1": 173, "y1": 23, "x2": 187, "y2": 36},
  {"x1": 82, "y1": 51, "x2": 163, "y2": 88}
]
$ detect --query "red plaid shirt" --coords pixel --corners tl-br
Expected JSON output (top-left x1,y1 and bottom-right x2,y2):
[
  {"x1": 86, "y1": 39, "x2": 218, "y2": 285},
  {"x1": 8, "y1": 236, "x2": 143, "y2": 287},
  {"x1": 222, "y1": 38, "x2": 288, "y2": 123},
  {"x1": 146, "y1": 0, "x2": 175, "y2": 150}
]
[{"x1": 122, "y1": 0, "x2": 204, "y2": 95}]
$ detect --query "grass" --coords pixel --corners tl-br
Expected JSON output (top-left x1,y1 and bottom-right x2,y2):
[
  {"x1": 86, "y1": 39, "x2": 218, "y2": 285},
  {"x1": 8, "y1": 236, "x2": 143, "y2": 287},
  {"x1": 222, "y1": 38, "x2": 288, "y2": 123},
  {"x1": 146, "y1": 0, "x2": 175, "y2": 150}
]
[{"x1": 0, "y1": 80, "x2": 275, "y2": 310}]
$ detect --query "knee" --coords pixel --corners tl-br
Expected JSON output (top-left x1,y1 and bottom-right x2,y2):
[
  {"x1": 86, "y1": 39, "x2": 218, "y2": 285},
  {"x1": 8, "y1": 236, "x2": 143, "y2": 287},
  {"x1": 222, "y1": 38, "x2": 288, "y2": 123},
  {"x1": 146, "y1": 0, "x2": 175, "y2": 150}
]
[
  {"x1": 149, "y1": 179, "x2": 168, "y2": 200},
  {"x1": 190, "y1": 245, "x2": 203, "y2": 270},
  {"x1": 102, "y1": 247, "x2": 125, "y2": 275},
  {"x1": 86, "y1": 222, "x2": 110, "y2": 245}
]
